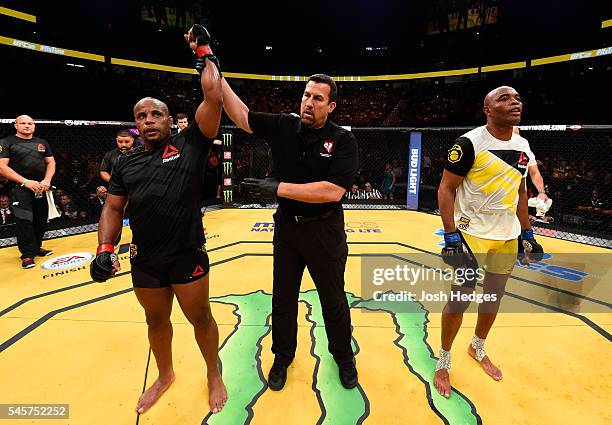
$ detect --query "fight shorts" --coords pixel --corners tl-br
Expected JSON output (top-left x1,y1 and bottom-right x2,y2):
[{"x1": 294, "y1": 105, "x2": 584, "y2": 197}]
[{"x1": 131, "y1": 248, "x2": 210, "y2": 288}]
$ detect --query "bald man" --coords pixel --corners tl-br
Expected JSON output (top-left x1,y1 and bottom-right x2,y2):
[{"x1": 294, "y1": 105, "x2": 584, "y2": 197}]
[
  {"x1": 0, "y1": 115, "x2": 56, "y2": 268},
  {"x1": 90, "y1": 48, "x2": 227, "y2": 413},
  {"x1": 435, "y1": 86, "x2": 544, "y2": 398}
]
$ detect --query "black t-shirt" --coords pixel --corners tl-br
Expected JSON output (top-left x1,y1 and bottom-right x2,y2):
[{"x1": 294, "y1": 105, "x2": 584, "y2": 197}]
[
  {"x1": 100, "y1": 149, "x2": 124, "y2": 174},
  {"x1": 108, "y1": 123, "x2": 211, "y2": 262},
  {"x1": 0, "y1": 135, "x2": 53, "y2": 181},
  {"x1": 248, "y1": 112, "x2": 358, "y2": 216}
]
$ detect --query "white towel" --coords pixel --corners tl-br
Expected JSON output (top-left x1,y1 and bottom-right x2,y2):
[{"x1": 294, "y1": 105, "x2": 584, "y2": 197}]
[
  {"x1": 528, "y1": 197, "x2": 553, "y2": 217},
  {"x1": 46, "y1": 190, "x2": 61, "y2": 220}
]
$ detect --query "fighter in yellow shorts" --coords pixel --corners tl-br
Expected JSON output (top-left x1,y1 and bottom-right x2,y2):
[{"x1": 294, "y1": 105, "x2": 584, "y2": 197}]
[{"x1": 434, "y1": 86, "x2": 544, "y2": 398}]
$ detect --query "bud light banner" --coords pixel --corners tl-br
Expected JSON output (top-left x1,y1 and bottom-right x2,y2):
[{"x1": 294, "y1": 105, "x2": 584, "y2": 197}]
[{"x1": 406, "y1": 132, "x2": 422, "y2": 210}]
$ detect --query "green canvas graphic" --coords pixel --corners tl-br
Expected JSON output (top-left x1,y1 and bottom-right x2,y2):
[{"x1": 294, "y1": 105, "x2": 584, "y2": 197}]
[{"x1": 205, "y1": 290, "x2": 480, "y2": 425}]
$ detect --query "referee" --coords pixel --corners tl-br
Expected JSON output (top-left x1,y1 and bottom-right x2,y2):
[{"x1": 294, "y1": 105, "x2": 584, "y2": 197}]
[
  {"x1": 0, "y1": 115, "x2": 55, "y2": 268},
  {"x1": 222, "y1": 74, "x2": 359, "y2": 390}
]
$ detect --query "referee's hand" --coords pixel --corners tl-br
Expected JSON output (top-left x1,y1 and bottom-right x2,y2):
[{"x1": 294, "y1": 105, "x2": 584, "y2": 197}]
[{"x1": 242, "y1": 178, "x2": 280, "y2": 199}]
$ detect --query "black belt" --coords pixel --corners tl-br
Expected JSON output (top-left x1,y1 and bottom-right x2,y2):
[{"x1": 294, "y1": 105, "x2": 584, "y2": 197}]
[{"x1": 281, "y1": 209, "x2": 337, "y2": 223}]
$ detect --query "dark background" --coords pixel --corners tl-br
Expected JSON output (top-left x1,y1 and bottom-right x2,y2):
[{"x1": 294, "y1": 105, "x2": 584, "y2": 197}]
[
  {"x1": 0, "y1": 0, "x2": 610, "y2": 246},
  {"x1": 1, "y1": 0, "x2": 610, "y2": 74}
]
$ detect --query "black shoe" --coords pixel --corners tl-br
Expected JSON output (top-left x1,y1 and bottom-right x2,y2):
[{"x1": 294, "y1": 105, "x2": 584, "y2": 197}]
[
  {"x1": 267, "y1": 361, "x2": 288, "y2": 391},
  {"x1": 22, "y1": 258, "x2": 35, "y2": 269},
  {"x1": 38, "y1": 248, "x2": 54, "y2": 257},
  {"x1": 338, "y1": 360, "x2": 358, "y2": 389}
]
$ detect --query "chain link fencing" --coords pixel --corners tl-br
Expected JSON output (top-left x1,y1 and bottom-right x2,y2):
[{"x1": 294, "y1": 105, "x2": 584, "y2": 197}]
[
  {"x1": 1, "y1": 121, "x2": 610, "y2": 248},
  {"x1": 417, "y1": 125, "x2": 612, "y2": 247},
  {"x1": 223, "y1": 124, "x2": 612, "y2": 248},
  {"x1": 224, "y1": 127, "x2": 411, "y2": 209},
  {"x1": 0, "y1": 120, "x2": 226, "y2": 247}
]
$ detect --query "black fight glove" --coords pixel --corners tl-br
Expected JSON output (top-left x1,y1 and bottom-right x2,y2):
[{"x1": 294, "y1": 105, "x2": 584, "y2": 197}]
[
  {"x1": 195, "y1": 55, "x2": 222, "y2": 76},
  {"x1": 190, "y1": 24, "x2": 212, "y2": 57},
  {"x1": 188, "y1": 24, "x2": 222, "y2": 77},
  {"x1": 441, "y1": 231, "x2": 467, "y2": 267},
  {"x1": 518, "y1": 229, "x2": 544, "y2": 264},
  {"x1": 90, "y1": 244, "x2": 118, "y2": 282},
  {"x1": 242, "y1": 178, "x2": 280, "y2": 199}
]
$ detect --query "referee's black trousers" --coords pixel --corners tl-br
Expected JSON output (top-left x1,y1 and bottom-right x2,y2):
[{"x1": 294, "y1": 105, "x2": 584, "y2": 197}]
[
  {"x1": 10, "y1": 186, "x2": 48, "y2": 259},
  {"x1": 271, "y1": 209, "x2": 354, "y2": 366}
]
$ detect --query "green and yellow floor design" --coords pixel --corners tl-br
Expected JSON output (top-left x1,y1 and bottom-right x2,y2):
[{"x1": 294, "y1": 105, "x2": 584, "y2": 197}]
[{"x1": 0, "y1": 209, "x2": 610, "y2": 424}]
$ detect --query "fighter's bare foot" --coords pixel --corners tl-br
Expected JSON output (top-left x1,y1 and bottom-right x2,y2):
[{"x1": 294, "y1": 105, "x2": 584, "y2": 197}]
[
  {"x1": 434, "y1": 369, "x2": 451, "y2": 398},
  {"x1": 468, "y1": 344, "x2": 502, "y2": 381},
  {"x1": 136, "y1": 372, "x2": 175, "y2": 414},
  {"x1": 207, "y1": 372, "x2": 227, "y2": 414}
]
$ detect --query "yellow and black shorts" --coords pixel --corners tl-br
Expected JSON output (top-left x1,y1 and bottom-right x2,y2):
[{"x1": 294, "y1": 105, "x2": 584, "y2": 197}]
[{"x1": 457, "y1": 232, "x2": 518, "y2": 287}]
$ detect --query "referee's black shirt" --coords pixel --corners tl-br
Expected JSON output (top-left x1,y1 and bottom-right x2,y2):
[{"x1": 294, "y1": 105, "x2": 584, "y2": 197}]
[
  {"x1": 248, "y1": 112, "x2": 358, "y2": 217},
  {"x1": 108, "y1": 123, "x2": 211, "y2": 263},
  {"x1": 0, "y1": 135, "x2": 53, "y2": 182}
]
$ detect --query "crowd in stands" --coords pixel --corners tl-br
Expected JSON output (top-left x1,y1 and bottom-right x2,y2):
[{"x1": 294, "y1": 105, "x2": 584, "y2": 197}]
[
  {"x1": 0, "y1": 53, "x2": 610, "y2": 239},
  {"x1": 414, "y1": 142, "x2": 611, "y2": 231},
  {"x1": 3, "y1": 44, "x2": 610, "y2": 128},
  {"x1": 539, "y1": 158, "x2": 611, "y2": 218}
]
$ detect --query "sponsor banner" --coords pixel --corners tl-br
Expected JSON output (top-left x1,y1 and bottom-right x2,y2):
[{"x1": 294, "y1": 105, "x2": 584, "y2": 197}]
[
  {"x1": 569, "y1": 47, "x2": 612, "y2": 60},
  {"x1": 345, "y1": 221, "x2": 382, "y2": 233},
  {"x1": 222, "y1": 133, "x2": 233, "y2": 148},
  {"x1": 406, "y1": 132, "x2": 422, "y2": 210},
  {"x1": 0, "y1": 119, "x2": 132, "y2": 126},
  {"x1": 251, "y1": 222, "x2": 275, "y2": 232},
  {"x1": 518, "y1": 125, "x2": 567, "y2": 131},
  {"x1": 221, "y1": 132, "x2": 234, "y2": 206},
  {"x1": 251, "y1": 221, "x2": 382, "y2": 233},
  {"x1": 223, "y1": 189, "x2": 233, "y2": 204},
  {"x1": 41, "y1": 252, "x2": 93, "y2": 271},
  {"x1": 204, "y1": 227, "x2": 220, "y2": 241},
  {"x1": 42, "y1": 265, "x2": 87, "y2": 280}
]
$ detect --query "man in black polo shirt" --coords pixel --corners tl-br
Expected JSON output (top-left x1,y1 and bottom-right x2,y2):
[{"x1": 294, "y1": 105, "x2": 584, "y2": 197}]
[
  {"x1": 89, "y1": 28, "x2": 227, "y2": 415},
  {"x1": 0, "y1": 115, "x2": 56, "y2": 269},
  {"x1": 99, "y1": 129, "x2": 134, "y2": 183},
  {"x1": 222, "y1": 74, "x2": 359, "y2": 390}
]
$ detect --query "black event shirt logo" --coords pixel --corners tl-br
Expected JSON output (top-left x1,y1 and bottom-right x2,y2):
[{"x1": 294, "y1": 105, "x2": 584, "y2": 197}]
[
  {"x1": 320, "y1": 140, "x2": 335, "y2": 158},
  {"x1": 162, "y1": 144, "x2": 180, "y2": 163},
  {"x1": 448, "y1": 144, "x2": 463, "y2": 163}
]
